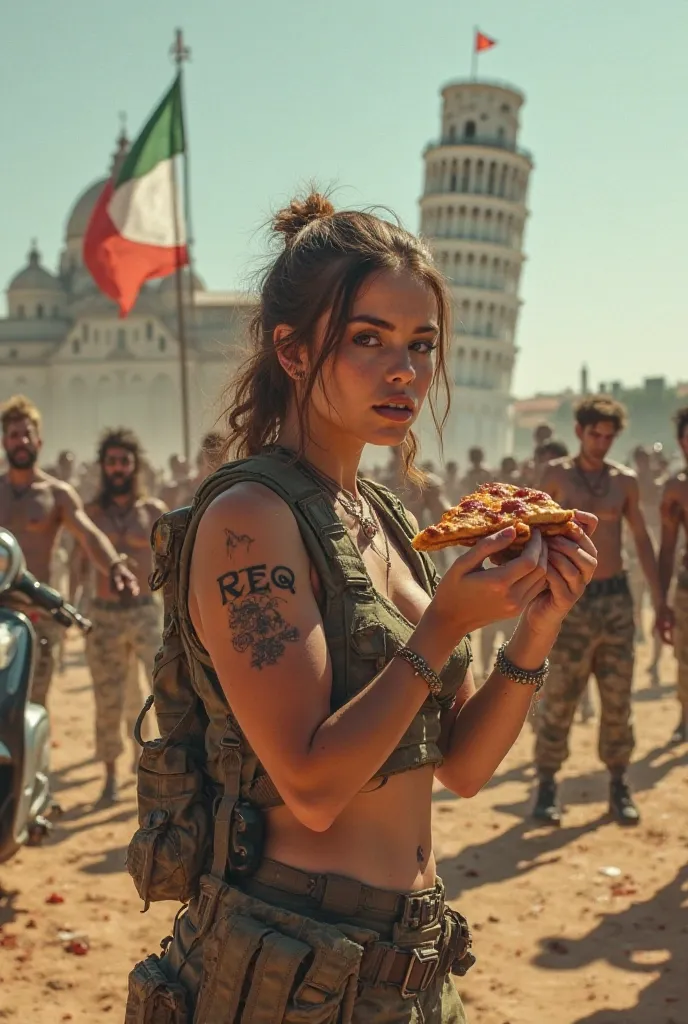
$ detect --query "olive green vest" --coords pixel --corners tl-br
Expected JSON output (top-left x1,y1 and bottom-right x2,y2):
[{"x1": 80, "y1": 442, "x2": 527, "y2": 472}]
[{"x1": 177, "y1": 448, "x2": 472, "y2": 807}]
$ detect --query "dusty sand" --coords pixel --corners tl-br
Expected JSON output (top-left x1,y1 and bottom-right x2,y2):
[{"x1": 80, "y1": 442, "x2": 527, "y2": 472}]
[{"x1": 0, "y1": 625, "x2": 685, "y2": 1024}]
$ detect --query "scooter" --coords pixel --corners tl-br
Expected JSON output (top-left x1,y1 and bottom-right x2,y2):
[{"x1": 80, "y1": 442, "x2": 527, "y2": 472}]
[{"x1": 0, "y1": 527, "x2": 91, "y2": 864}]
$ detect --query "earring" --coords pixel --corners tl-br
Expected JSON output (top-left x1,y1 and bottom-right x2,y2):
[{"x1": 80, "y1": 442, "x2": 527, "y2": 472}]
[{"x1": 292, "y1": 369, "x2": 306, "y2": 381}]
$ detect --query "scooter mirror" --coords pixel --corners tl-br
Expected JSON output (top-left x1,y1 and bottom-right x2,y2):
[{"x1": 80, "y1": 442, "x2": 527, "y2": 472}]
[{"x1": 0, "y1": 528, "x2": 25, "y2": 594}]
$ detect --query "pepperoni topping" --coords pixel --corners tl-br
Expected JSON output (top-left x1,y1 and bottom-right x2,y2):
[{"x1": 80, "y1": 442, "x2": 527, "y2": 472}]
[
  {"x1": 513, "y1": 488, "x2": 531, "y2": 498},
  {"x1": 459, "y1": 499, "x2": 485, "y2": 512},
  {"x1": 483, "y1": 483, "x2": 512, "y2": 497},
  {"x1": 483, "y1": 509, "x2": 502, "y2": 523},
  {"x1": 500, "y1": 499, "x2": 529, "y2": 514}
]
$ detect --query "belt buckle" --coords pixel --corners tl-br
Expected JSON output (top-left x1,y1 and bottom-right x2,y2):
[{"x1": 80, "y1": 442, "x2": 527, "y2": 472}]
[
  {"x1": 400, "y1": 945, "x2": 439, "y2": 1000},
  {"x1": 401, "y1": 895, "x2": 423, "y2": 930}
]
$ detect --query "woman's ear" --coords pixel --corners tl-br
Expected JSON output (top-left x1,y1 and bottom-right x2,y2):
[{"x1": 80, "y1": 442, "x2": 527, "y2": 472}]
[{"x1": 274, "y1": 325, "x2": 308, "y2": 381}]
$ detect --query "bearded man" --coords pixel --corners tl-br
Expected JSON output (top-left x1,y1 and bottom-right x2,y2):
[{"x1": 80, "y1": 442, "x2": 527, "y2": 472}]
[{"x1": 80, "y1": 428, "x2": 167, "y2": 803}]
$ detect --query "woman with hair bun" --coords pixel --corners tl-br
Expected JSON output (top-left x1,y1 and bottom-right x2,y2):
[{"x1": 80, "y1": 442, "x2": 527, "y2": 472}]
[{"x1": 129, "y1": 191, "x2": 597, "y2": 1022}]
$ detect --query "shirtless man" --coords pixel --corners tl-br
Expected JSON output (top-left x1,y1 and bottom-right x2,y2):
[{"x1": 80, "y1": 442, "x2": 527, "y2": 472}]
[
  {"x1": 79, "y1": 428, "x2": 167, "y2": 803},
  {"x1": 0, "y1": 395, "x2": 138, "y2": 705},
  {"x1": 458, "y1": 445, "x2": 493, "y2": 497},
  {"x1": 533, "y1": 395, "x2": 668, "y2": 826},
  {"x1": 628, "y1": 445, "x2": 662, "y2": 682},
  {"x1": 657, "y1": 407, "x2": 688, "y2": 745}
]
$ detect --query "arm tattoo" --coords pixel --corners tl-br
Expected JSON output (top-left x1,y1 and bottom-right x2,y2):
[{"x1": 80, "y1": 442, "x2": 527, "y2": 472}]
[
  {"x1": 225, "y1": 529, "x2": 254, "y2": 557},
  {"x1": 217, "y1": 562, "x2": 299, "y2": 670},
  {"x1": 417, "y1": 845, "x2": 425, "y2": 865},
  {"x1": 228, "y1": 594, "x2": 299, "y2": 669}
]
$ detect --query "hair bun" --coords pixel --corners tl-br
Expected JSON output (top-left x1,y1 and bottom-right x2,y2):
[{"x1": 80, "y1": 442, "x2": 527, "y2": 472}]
[{"x1": 273, "y1": 191, "x2": 336, "y2": 243}]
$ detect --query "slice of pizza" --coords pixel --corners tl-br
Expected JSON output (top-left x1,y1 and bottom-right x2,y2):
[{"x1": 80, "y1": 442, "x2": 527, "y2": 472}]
[{"x1": 412, "y1": 482, "x2": 577, "y2": 555}]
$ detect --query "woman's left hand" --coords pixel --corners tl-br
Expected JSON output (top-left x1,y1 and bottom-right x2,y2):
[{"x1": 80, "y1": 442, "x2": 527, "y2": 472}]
[{"x1": 523, "y1": 512, "x2": 598, "y2": 636}]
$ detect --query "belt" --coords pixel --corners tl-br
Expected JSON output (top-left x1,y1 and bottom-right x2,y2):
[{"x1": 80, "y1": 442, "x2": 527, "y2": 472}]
[
  {"x1": 251, "y1": 858, "x2": 443, "y2": 924},
  {"x1": 92, "y1": 596, "x2": 156, "y2": 611},
  {"x1": 583, "y1": 573, "x2": 629, "y2": 600},
  {"x1": 358, "y1": 908, "x2": 475, "y2": 997}
]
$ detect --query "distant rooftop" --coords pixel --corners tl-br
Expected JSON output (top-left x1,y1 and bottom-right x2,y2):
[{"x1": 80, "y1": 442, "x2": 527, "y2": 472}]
[{"x1": 440, "y1": 78, "x2": 526, "y2": 101}]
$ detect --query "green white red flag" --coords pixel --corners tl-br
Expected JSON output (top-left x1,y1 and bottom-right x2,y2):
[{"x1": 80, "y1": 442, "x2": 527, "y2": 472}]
[{"x1": 83, "y1": 75, "x2": 188, "y2": 317}]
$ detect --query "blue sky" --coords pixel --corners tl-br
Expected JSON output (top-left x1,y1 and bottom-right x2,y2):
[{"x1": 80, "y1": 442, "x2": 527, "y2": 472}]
[{"x1": 2, "y1": 0, "x2": 686, "y2": 397}]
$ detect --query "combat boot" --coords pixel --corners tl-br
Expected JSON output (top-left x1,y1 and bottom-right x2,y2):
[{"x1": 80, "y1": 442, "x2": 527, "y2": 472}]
[
  {"x1": 532, "y1": 776, "x2": 561, "y2": 826},
  {"x1": 609, "y1": 775, "x2": 640, "y2": 826}
]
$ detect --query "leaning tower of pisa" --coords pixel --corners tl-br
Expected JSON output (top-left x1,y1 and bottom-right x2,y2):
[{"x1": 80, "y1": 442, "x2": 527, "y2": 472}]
[{"x1": 418, "y1": 79, "x2": 533, "y2": 468}]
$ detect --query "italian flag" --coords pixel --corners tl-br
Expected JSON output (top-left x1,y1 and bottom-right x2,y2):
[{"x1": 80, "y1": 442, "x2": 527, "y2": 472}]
[{"x1": 83, "y1": 75, "x2": 188, "y2": 317}]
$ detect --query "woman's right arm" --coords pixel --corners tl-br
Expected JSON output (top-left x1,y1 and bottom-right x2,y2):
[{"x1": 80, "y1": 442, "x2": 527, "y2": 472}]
[{"x1": 191, "y1": 483, "x2": 545, "y2": 832}]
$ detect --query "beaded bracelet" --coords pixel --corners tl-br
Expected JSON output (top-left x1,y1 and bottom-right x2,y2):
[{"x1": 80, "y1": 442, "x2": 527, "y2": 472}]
[
  {"x1": 495, "y1": 642, "x2": 549, "y2": 694},
  {"x1": 394, "y1": 646, "x2": 443, "y2": 699}
]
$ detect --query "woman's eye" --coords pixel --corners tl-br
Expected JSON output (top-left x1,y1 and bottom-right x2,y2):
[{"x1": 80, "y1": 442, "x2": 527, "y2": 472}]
[
  {"x1": 352, "y1": 332, "x2": 381, "y2": 347},
  {"x1": 412, "y1": 340, "x2": 438, "y2": 354}
]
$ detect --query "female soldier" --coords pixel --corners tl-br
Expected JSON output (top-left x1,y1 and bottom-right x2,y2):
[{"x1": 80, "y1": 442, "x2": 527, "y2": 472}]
[{"x1": 133, "y1": 192, "x2": 597, "y2": 1022}]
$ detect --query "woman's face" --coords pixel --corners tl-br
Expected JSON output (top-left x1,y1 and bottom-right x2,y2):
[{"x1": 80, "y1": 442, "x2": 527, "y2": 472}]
[{"x1": 307, "y1": 268, "x2": 439, "y2": 449}]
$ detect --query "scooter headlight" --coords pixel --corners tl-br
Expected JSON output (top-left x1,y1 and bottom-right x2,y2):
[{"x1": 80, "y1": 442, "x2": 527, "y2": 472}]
[{"x1": 0, "y1": 621, "x2": 17, "y2": 671}]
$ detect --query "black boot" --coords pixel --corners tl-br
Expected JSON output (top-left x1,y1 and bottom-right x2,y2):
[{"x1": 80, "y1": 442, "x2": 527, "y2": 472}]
[
  {"x1": 532, "y1": 776, "x2": 561, "y2": 826},
  {"x1": 609, "y1": 775, "x2": 640, "y2": 826},
  {"x1": 97, "y1": 770, "x2": 120, "y2": 806},
  {"x1": 670, "y1": 716, "x2": 686, "y2": 746}
]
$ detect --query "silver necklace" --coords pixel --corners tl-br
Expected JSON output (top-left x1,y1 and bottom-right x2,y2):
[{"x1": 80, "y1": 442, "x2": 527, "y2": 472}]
[{"x1": 299, "y1": 458, "x2": 380, "y2": 541}]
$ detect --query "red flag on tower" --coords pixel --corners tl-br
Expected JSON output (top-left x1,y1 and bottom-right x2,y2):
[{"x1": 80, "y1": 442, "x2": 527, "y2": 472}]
[{"x1": 475, "y1": 30, "x2": 497, "y2": 53}]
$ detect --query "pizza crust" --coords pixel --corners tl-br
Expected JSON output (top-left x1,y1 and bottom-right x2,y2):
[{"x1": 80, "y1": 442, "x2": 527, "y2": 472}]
[{"x1": 412, "y1": 482, "x2": 576, "y2": 554}]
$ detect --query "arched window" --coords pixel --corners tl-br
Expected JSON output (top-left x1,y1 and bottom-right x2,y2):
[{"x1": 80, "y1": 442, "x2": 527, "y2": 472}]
[
  {"x1": 36, "y1": 304, "x2": 44, "y2": 319},
  {"x1": 464, "y1": 120, "x2": 476, "y2": 139},
  {"x1": 475, "y1": 303, "x2": 484, "y2": 333},
  {"x1": 475, "y1": 160, "x2": 485, "y2": 193},
  {"x1": 460, "y1": 301, "x2": 470, "y2": 333},
  {"x1": 458, "y1": 206, "x2": 467, "y2": 236},
  {"x1": 470, "y1": 208, "x2": 479, "y2": 240},
  {"x1": 478, "y1": 255, "x2": 488, "y2": 287},
  {"x1": 485, "y1": 209, "x2": 493, "y2": 242},
  {"x1": 461, "y1": 159, "x2": 470, "y2": 192},
  {"x1": 510, "y1": 167, "x2": 518, "y2": 200},
  {"x1": 146, "y1": 321, "x2": 154, "y2": 341},
  {"x1": 487, "y1": 162, "x2": 497, "y2": 195},
  {"x1": 456, "y1": 347, "x2": 466, "y2": 384},
  {"x1": 467, "y1": 253, "x2": 475, "y2": 286},
  {"x1": 159, "y1": 336, "x2": 167, "y2": 352},
  {"x1": 449, "y1": 160, "x2": 457, "y2": 192},
  {"x1": 499, "y1": 165, "x2": 508, "y2": 197},
  {"x1": 496, "y1": 212, "x2": 504, "y2": 242}
]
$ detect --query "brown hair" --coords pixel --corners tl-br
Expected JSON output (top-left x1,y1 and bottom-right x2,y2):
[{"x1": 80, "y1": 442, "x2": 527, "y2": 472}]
[
  {"x1": 574, "y1": 395, "x2": 627, "y2": 432},
  {"x1": 96, "y1": 427, "x2": 144, "y2": 505},
  {"x1": 675, "y1": 406, "x2": 688, "y2": 442},
  {"x1": 219, "y1": 190, "x2": 453, "y2": 480},
  {"x1": 0, "y1": 394, "x2": 42, "y2": 434}
]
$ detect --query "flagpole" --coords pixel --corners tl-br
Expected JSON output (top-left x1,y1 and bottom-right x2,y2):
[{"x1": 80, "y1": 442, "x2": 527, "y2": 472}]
[
  {"x1": 471, "y1": 26, "x2": 478, "y2": 80},
  {"x1": 171, "y1": 28, "x2": 192, "y2": 464}
]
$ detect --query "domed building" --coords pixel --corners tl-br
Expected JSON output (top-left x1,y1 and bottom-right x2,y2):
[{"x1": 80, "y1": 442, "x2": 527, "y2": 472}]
[{"x1": 0, "y1": 131, "x2": 252, "y2": 468}]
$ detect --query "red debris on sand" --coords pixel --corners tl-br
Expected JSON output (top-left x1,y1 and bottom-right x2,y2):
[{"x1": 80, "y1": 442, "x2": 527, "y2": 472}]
[
  {"x1": 0, "y1": 933, "x2": 18, "y2": 949},
  {"x1": 64, "y1": 939, "x2": 89, "y2": 956},
  {"x1": 46, "y1": 893, "x2": 65, "y2": 904}
]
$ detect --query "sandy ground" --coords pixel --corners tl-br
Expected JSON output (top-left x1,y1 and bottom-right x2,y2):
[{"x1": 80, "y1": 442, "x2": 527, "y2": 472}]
[{"x1": 0, "y1": 622, "x2": 686, "y2": 1024}]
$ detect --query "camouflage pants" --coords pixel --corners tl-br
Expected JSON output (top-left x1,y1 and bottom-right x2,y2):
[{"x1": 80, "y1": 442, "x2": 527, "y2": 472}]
[
  {"x1": 535, "y1": 587, "x2": 635, "y2": 774},
  {"x1": 151, "y1": 866, "x2": 469, "y2": 1022},
  {"x1": 85, "y1": 599, "x2": 162, "y2": 764},
  {"x1": 675, "y1": 579, "x2": 688, "y2": 715}
]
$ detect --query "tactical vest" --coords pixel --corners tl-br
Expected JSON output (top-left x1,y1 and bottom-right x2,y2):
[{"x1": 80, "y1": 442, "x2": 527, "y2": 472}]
[
  {"x1": 127, "y1": 448, "x2": 471, "y2": 909},
  {"x1": 178, "y1": 448, "x2": 471, "y2": 806}
]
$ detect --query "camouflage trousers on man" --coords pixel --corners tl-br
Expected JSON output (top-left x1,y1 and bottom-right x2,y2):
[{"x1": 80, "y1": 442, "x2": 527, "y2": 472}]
[
  {"x1": 535, "y1": 577, "x2": 635, "y2": 774},
  {"x1": 674, "y1": 573, "x2": 688, "y2": 717},
  {"x1": 85, "y1": 598, "x2": 162, "y2": 764}
]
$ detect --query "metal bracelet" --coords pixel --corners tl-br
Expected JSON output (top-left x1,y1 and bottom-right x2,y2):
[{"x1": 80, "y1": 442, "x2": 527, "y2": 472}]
[
  {"x1": 495, "y1": 642, "x2": 549, "y2": 693},
  {"x1": 394, "y1": 646, "x2": 443, "y2": 699}
]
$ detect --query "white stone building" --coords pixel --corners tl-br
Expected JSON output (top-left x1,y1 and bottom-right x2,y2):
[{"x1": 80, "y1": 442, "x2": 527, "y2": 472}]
[
  {"x1": 0, "y1": 132, "x2": 252, "y2": 469},
  {"x1": 416, "y1": 78, "x2": 533, "y2": 467}
]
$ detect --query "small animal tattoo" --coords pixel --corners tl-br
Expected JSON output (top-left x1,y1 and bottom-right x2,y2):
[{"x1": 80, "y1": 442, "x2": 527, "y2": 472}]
[{"x1": 225, "y1": 529, "x2": 254, "y2": 557}]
